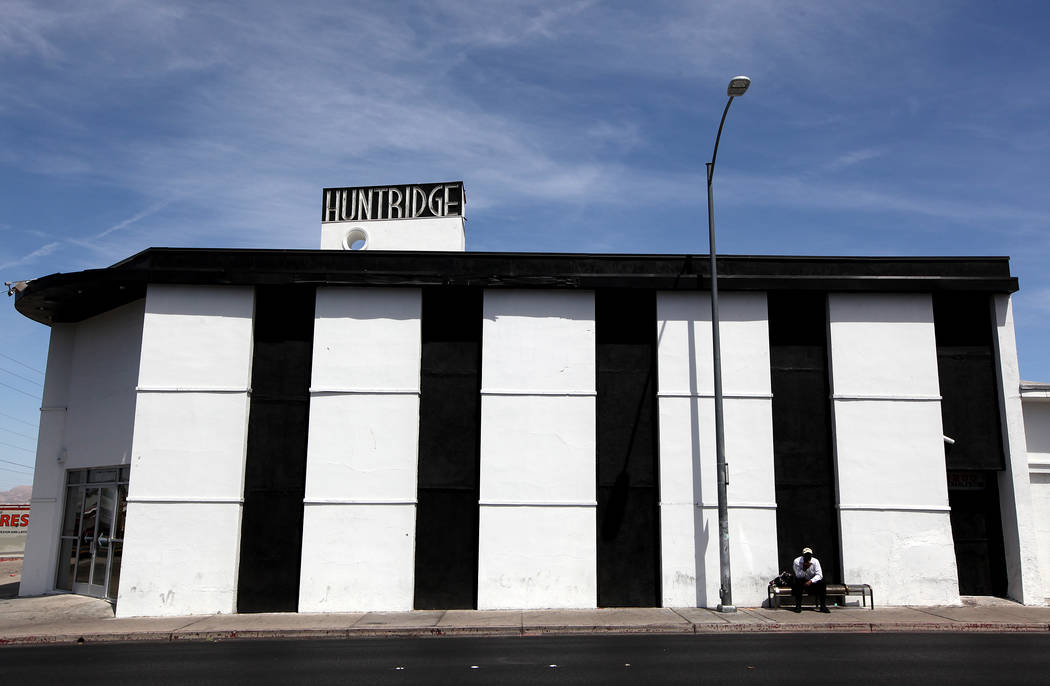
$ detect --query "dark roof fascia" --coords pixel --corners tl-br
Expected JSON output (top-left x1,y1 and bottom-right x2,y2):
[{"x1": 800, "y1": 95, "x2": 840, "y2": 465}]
[{"x1": 14, "y1": 247, "x2": 1019, "y2": 326}]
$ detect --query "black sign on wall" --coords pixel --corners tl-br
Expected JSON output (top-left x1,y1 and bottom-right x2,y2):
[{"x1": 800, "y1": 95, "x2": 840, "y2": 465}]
[{"x1": 323, "y1": 182, "x2": 464, "y2": 222}]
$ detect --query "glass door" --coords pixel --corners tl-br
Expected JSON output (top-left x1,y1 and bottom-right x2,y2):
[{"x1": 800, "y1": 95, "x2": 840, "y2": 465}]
[{"x1": 57, "y1": 467, "x2": 129, "y2": 601}]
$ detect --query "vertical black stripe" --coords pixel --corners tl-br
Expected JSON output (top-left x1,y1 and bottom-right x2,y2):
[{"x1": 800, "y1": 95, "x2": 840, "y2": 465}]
[
  {"x1": 596, "y1": 289, "x2": 660, "y2": 607},
  {"x1": 933, "y1": 293, "x2": 1005, "y2": 471},
  {"x1": 414, "y1": 287, "x2": 482, "y2": 609},
  {"x1": 934, "y1": 293, "x2": 1008, "y2": 596},
  {"x1": 769, "y1": 291, "x2": 841, "y2": 580},
  {"x1": 237, "y1": 285, "x2": 314, "y2": 613}
]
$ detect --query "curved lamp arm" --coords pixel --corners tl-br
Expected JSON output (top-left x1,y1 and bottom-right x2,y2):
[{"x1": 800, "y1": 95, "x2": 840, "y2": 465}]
[{"x1": 707, "y1": 96, "x2": 736, "y2": 183}]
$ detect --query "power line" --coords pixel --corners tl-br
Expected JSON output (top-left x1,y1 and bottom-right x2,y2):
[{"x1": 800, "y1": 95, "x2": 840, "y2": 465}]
[
  {"x1": 0, "y1": 440, "x2": 34, "y2": 453},
  {"x1": 0, "y1": 465, "x2": 33, "y2": 476},
  {"x1": 0, "y1": 456, "x2": 33, "y2": 470},
  {"x1": 0, "y1": 379, "x2": 39, "y2": 399},
  {"x1": 0, "y1": 351, "x2": 43, "y2": 376},
  {"x1": 0, "y1": 365, "x2": 43, "y2": 388},
  {"x1": 0, "y1": 425, "x2": 36, "y2": 441},
  {"x1": 0, "y1": 411, "x2": 36, "y2": 428}
]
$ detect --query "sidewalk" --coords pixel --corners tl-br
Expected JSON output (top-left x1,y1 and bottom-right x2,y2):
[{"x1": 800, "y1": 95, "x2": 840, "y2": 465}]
[{"x1": 3, "y1": 592, "x2": 1050, "y2": 646}]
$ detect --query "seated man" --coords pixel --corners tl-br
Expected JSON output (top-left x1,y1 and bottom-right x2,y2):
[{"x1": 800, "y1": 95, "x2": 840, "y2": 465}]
[{"x1": 791, "y1": 546, "x2": 829, "y2": 613}]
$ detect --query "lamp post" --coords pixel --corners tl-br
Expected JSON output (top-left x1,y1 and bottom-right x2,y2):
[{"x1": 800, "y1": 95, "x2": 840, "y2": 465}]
[{"x1": 706, "y1": 75, "x2": 750, "y2": 613}]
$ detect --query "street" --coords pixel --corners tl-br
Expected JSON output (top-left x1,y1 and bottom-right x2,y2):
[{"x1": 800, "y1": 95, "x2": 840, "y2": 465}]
[{"x1": 3, "y1": 633, "x2": 1050, "y2": 685}]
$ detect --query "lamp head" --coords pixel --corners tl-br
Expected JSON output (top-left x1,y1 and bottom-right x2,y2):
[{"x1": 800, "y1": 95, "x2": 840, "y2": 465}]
[{"x1": 727, "y1": 75, "x2": 751, "y2": 97}]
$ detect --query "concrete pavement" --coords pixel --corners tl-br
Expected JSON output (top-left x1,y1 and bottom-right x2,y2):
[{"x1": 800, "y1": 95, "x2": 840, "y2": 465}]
[
  {"x1": 4, "y1": 562, "x2": 1050, "y2": 645},
  {"x1": 4, "y1": 593, "x2": 1050, "y2": 645}
]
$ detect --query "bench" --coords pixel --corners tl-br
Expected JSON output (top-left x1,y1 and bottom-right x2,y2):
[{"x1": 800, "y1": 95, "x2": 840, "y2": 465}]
[{"x1": 768, "y1": 583, "x2": 874, "y2": 610}]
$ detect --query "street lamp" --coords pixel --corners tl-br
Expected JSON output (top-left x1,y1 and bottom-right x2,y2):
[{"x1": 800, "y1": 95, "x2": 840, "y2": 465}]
[{"x1": 706, "y1": 75, "x2": 750, "y2": 613}]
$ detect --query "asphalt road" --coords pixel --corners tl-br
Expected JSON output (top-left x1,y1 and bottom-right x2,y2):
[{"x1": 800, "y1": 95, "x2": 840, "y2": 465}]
[{"x1": 3, "y1": 633, "x2": 1049, "y2": 685}]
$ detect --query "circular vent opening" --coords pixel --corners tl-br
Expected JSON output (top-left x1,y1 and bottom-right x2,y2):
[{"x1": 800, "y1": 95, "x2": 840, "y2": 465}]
[{"x1": 343, "y1": 227, "x2": 369, "y2": 251}]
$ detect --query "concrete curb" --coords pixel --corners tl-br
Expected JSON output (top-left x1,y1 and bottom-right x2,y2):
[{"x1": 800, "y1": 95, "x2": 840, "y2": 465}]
[
  {"x1": 867, "y1": 622, "x2": 1050, "y2": 633},
  {"x1": 3, "y1": 622, "x2": 1050, "y2": 646}
]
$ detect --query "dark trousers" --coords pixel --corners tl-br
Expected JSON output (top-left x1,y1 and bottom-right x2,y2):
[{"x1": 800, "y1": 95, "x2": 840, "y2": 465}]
[{"x1": 791, "y1": 578, "x2": 827, "y2": 608}]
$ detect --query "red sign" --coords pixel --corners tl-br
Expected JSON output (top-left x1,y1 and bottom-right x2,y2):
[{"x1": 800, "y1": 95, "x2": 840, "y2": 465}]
[{"x1": 0, "y1": 504, "x2": 30, "y2": 533}]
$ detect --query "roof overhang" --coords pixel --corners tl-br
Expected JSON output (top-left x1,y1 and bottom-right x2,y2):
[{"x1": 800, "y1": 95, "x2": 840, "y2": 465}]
[{"x1": 14, "y1": 248, "x2": 1020, "y2": 326}]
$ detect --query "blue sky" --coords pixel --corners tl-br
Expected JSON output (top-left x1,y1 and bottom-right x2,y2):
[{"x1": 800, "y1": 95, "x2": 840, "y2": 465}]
[{"x1": 1, "y1": 0, "x2": 1049, "y2": 491}]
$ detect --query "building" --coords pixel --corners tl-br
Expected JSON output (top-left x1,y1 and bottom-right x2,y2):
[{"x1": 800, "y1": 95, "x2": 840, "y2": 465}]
[
  {"x1": 13, "y1": 182, "x2": 1048, "y2": 616},
  {"x1": 1022, "y1": 382, "x2": 1050, "y2": 602}
]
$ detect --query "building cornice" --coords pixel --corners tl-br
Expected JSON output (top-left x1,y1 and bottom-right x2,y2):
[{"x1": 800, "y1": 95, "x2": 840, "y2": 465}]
[{"x1": 14, "y1": 248, "x2": 1019, "y2": 325}]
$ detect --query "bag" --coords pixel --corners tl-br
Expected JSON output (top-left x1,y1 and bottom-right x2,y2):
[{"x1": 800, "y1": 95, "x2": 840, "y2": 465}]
[{"x1": 768, "y1": 571, "x2": 792, "y2": 588}]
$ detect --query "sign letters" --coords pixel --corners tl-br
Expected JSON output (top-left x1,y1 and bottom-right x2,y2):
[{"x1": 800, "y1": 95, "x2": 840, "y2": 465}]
[
  {"x1": 323, "y1": 181, "x2": 464, "y2": 222},
  {"x1": 0, "y1": 505, "x2": 30, "y2": 533}
]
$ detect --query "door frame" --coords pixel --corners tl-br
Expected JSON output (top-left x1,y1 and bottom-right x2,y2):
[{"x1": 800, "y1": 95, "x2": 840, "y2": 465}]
[{"x1": 58, "y1": 467, "x2": 129, "y2": 601}]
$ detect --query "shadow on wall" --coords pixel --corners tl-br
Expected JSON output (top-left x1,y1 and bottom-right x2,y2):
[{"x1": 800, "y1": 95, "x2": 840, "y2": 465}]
[
  {"x1": 682, "y1": 316, "x2": 714, "y2": 608},
  {"x1": 694, "y1": 509, "x2": 711, "y2": 607}
]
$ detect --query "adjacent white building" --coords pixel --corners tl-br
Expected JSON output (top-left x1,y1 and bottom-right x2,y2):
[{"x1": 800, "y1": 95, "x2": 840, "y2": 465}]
[
  {"x1": 13, "y1": 182, "x2": 1049, "y2": 616},
  {"x1": 1022, "y1": 382, "x2": 1050, "y2": 603}
]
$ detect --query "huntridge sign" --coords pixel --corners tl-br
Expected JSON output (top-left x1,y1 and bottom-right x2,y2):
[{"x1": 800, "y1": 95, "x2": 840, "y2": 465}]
[{"x1": 323, "y1": 181, "x2": 464, "y2": 222}]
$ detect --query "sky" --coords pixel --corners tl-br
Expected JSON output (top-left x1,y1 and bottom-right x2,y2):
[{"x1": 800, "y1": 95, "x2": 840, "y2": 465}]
[{"x1": 1, "y1": 0, "x2": 1049, "y2": 491}]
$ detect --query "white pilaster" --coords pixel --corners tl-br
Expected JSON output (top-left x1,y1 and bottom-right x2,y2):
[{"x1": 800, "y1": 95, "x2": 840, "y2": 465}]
[
  {"x1": 656, "y1": 292, "x2": 777, "y2": 608},
  {"x1": 992, "y1": 295, "x2": 1045, "y2": 604},
  {"x1": 117, "y1": 285, "x2": 253, "y2": 617},
  {"x1": 298, "y1": 287, "x2": 422, "y2": 612},
  {"x1": 477, "y1": 290, "x2": 596, "y2": 609},
  {"x1": 829, "y1": 293, "x2": 959, "y2": 606}
]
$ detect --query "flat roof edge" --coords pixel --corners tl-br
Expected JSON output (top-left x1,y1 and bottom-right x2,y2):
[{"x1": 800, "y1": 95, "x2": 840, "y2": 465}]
[{"x1": 14, "y1": 248, "x2": 1019, "y2": 325}]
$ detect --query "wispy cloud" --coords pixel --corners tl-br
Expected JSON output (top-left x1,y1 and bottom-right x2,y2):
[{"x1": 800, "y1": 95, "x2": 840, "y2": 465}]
[
  {"x1": 826, "y1": 148, "x2": 885, "y2": 171},
  {"x1": 0, "y1": 241, "x2": 59, "y2": 271},
  {"x1": 93, "y1": 199, "x2": 172, "y2": 240},
  {"x1": 719, "y1": 170, "x2": 1050, "y2": 230},
  {"x1": 0, "y1": 1, "x2": 64, "y2": 61},
  {"x1": 2, "y1": 1, "x2": 1050, "y2": 265}
]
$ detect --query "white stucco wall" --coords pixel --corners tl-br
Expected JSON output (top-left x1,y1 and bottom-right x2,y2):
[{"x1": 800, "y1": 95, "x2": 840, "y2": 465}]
[
  {"x1": 320, "y1": 216, "x2": 466, "y2": 251},
  {"x1": 1026, "y1": 399, "x2": 1050, "y2": 465},
  {"x1": 117, "y1": 285, "x2": 254, "y2": 617},
  {"x1": 656, "y1": 292, "x2": 777, "y2": 608},
  {"x1": 20, "y1": 300, "x2": 144, "y2": 597},
  {"x1": 828, "y1": 293, "x2": 959, "y2": 606},
  {"x1": 19, "y1": 326, "x2": 74, "y2": 597},
  {"x1": 1024, "y1": 397, "x2": 1050, "y2": 602},
  {"x1": 992, "y1": 295, "x2": 1045, "y2": 604},
  {"x1": 477, "y1": 290, "x2": 597, "y2": 609},
  {"x1": 299, "y1": 287, "x2": 422, "y2": 612}
]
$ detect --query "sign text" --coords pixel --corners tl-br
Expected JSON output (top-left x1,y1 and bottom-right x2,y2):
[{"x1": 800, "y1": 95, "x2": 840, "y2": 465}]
[{"x1": 323, "y1": 181, "x2": 464, "y2": 222}]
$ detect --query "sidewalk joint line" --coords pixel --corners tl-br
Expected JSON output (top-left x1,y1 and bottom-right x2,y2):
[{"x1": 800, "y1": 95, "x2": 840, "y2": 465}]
[
  {"x1": 170, "y1": 615, "x2": 214, "y2": 633},
  {"x1": 668, "y1": 607, "x2": 699, "y2": 631},
  {"x1": 910, "y1": 607, "x2": 961, "y2": 622}
]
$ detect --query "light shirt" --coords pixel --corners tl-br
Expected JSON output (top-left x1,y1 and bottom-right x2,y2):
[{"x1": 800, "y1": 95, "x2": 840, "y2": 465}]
[{"x1": 793, "y1": 555, "x2": 823, "y2": 583}]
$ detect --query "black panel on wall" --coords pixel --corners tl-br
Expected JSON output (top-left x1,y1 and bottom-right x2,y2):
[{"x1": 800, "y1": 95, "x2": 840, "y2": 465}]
[
  {"x1": 596, "y1": 289, "x2": 660, "y2": 607},
  {"x1": 934, "y1": 293, "x2": 1008, "y2": 596},
  {"x1": 414, "y1": 287, "x2": 482, "y2": 609},
  {"x1": 238, "y1": 285, "x2": 315, "y2": 613},
  {"x1": 768, "y1": 292, "x2": 841, "y2": 581},
  {"x1": 933, "y1": 293, "x2": 1005, "y2": 471},
  {"x1": 947, "y1": 471, "x2": 1008, "y2": 596}
]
